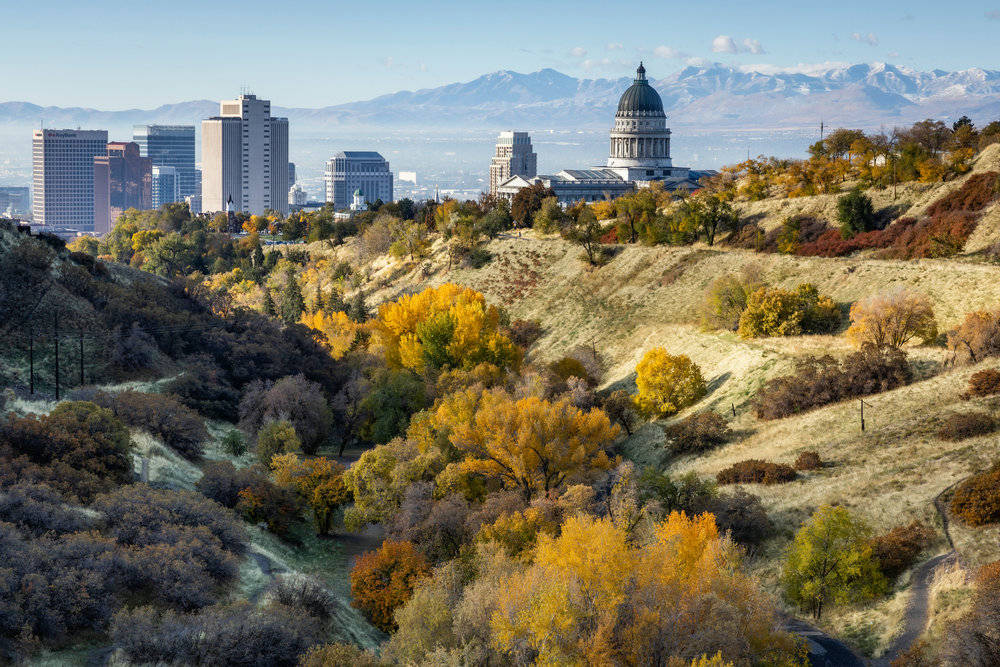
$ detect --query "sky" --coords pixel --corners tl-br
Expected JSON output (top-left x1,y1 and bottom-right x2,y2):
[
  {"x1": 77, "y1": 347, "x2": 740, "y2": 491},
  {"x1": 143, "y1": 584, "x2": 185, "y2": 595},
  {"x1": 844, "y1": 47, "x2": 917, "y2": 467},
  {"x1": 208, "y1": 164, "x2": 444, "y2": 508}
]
[{"x1": 4, "y1": 0, "x2": 1000, "y2": 108}]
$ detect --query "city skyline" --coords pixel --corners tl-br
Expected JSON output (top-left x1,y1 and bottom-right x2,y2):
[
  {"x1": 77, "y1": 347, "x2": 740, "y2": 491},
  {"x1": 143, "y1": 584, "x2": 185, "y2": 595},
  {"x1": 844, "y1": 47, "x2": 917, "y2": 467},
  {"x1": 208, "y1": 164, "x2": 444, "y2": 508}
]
[{"x1": 5, "y1": 1, "x2": 1000, "y2": 108}]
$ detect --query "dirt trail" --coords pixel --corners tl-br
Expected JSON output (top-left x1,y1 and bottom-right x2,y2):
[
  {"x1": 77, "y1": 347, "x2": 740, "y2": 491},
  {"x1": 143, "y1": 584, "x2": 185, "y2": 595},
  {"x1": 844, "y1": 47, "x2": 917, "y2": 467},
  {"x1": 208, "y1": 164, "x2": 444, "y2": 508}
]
[{"x1": 780, "y1": 615, "x2": 865, "y2": 666}]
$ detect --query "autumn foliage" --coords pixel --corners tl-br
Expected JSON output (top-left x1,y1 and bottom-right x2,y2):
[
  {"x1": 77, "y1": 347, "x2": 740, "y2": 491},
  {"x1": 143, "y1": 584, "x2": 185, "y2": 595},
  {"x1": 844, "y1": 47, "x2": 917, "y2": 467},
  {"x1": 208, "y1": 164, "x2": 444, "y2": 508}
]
[
  {"x1": 633, "y1": 348, "x2": 707, "y2": 417},
  {"x1": 716, "y1": 460, "x2": 797, "y2": 485},
  {"x1": 737, "y1": 283, "x2": 840, "y2": 338},
  {"x1": 845, "y1": 289, "x2": 937, "y2": 349},
  {"x1": 951, "y1": 463, "x2": 1000, "y2": 526},
  {"x1": 350, "y1": 539, "x2": 431, "y2": 632},
  {"x1": 370, "y1": 284, "x2": 521, "y2": 374}
]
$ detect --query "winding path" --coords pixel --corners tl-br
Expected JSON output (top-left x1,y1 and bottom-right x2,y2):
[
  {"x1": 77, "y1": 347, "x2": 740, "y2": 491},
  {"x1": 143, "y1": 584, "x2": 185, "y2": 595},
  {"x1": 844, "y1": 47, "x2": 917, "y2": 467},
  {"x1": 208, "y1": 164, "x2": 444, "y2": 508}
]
[{"x1": 781, "y1": 615, "x2": 865, "y2": 666}]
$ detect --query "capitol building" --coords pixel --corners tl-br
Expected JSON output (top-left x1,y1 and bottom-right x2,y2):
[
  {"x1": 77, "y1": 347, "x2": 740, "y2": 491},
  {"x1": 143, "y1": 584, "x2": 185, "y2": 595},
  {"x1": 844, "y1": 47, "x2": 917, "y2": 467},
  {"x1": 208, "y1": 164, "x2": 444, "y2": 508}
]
[{"x1": 495, "y1": 63, "x2": 711, "y2": 205}]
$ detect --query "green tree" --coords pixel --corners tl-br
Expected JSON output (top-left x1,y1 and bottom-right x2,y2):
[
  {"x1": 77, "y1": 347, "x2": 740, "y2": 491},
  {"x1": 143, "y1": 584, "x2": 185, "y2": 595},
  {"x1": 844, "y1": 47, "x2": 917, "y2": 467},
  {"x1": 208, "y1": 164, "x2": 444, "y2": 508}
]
[
  {"x1": 782, "y1": 505, "x2": 887, "y2": 620},
  {"x1": 144, "y1": 233, "x2": 195, "y2": 277},
  {"x1": 360, "y1": 369, "x2": 429, "y2": 444},
  {"x1": 280, "y1": 268, "x2": 305, "y2": 324},
  {"x1": 565, "y1": 207, "x2": 604, "y2": 264},
  {"x1": 256, "y1": 420, "x2": 301, "y2": 466},
  {"x1": 511, "y1": 182, "x2": 555, "y2": 228},
  {"x1": 836, "y1": 190, "x2": 877, "y2": 239}
]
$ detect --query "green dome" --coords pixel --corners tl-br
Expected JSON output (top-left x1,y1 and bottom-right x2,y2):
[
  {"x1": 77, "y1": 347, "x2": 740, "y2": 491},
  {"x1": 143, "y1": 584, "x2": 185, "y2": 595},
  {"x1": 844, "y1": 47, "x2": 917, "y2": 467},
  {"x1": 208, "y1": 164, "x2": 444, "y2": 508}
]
[{"x1": 616, "y1": 62, "x2": 664, "y2": 117}]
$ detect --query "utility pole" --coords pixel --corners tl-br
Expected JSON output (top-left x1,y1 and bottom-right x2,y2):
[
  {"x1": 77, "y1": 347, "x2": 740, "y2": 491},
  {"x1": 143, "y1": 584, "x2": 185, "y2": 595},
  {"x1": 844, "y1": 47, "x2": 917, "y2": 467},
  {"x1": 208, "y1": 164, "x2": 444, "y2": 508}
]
[
  {"x1": 78, "y1": 328, "x2": 84, "y2": 385},
  {"x1": 53, "y1": 310, "x2": 60, "y2": 401},
  {"x1": 28, "y1": 320, "x2": 34, "y2": 395}
]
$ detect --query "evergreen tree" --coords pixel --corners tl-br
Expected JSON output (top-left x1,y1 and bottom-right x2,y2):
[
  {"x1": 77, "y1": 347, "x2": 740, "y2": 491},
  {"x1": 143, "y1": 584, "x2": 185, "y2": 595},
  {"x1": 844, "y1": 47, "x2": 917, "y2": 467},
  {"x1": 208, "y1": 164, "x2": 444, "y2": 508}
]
[
  {"x1": 348, "y1": 291, "x2": 368, "y2": 322},
  {"x1": 325, "y1": 287, "x2": 348, "y2": 315},
  {"x1": 314, "y1": 281, "x2": 325, "y2": 314},
  {"x1": 280, "y1": 269, "x2": 305, "y2": 324},
  {"x1": 263, "y1": 288, "x2": 276, "y2": 317}
]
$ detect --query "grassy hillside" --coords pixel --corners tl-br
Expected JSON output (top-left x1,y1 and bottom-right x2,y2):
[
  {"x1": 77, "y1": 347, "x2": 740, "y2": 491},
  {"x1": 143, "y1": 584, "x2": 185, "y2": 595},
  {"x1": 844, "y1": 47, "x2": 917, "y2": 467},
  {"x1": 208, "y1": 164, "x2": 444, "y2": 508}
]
[{"x1": 303, "y1": 153, "x2": 1000, "y2": 658}]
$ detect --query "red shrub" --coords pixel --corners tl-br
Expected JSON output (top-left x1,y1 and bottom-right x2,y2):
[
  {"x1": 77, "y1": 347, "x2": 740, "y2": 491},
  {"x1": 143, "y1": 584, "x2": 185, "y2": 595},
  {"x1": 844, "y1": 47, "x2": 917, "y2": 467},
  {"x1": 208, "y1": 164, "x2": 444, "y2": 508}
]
[
  {"x1": 951, "y1": 463, "x2": 1000, "y2": 526},
  {"x1": 794, "y1": 451, "x2": 823, "y2": 471},
  {"x1": 968, "y1": 369, "x2": 1000, "y2": 397},
  {"x1": 926, "y1": 172, "x2": 1000, "y2": 217},
  {"x1": 870, "y1": 521, "x2": 935, "y2": 580},
  {"x1": 716, "y1": 459, "x2": 797, "y2": 485},
  {"x1": 937, "y1": 412, "x2": 996, "y2": 441}
]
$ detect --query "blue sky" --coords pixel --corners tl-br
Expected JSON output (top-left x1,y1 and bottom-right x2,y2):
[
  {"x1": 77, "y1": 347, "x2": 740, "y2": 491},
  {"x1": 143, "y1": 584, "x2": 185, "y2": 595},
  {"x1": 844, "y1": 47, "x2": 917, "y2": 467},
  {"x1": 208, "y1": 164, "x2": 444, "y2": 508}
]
[{"x1": 5, "y1": 0, "x2": 1000, "y2": 108}]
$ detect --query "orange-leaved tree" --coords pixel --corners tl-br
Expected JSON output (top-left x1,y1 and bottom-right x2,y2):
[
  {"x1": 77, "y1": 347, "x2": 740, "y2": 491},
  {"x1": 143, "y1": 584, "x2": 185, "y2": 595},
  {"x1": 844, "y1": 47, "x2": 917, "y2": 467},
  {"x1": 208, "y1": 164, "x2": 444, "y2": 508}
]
[
  {"x1": 490, "y1": 512, "x2": 803, "y2": 665},
  {"x1": 300, "y1": 310, "x2": 362, "y2": 360},
  {"x1": 846, "y1": 289, "x2": 937, "y2": 349},
  {"x1": 350, "y1": 539, "x2": 431, "y2": 632},
  {"x1": 448, "y1": 389, "x2": 618, "y2": 501},
  {"x1": 370, "y1": 283, "x2": 521, "y2": 374}
]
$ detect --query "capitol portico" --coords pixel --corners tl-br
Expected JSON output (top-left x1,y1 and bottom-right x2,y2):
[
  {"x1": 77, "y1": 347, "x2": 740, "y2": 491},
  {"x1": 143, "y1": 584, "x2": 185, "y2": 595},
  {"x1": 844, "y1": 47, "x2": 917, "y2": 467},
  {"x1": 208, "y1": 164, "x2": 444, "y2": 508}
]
[{"x1": 496, "y1": 63, "x2": 711, "y2": 206}]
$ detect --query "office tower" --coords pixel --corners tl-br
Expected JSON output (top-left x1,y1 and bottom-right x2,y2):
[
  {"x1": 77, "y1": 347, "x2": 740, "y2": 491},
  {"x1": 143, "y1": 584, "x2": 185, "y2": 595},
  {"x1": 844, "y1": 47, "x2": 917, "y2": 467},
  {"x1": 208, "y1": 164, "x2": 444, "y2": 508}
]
[
  {"x1": 324, "y1": 151, "x2": 393, "y2": 210},
  {"x1": 93, "y1": 141, "x2": 152, "y2": 234},
  {"x1": 32, "y1": 129, "x2": 108, "y2": 232},
  {"x1": 269, "y1": 117, "x2": 289, "y2": 215},
  {"x1": 0, "y1": 187, "x2": 30, "y2": 217},
  {"x1": 201, "y1": 94, "x2": 288, "y2": 215},
  {"x1": 489, "y1": 131, "x2": 537, "y2": 196},
  {"x1": 132, "y1": 125, "x2": 197, "y2": 199},
  {"x1": 288, "y1": 162, "x2": 296, "y2": 186},
  {"x1": 152, "y1": 166, "x2": 180, "y2": 208},
  {"x1": 185, "y1": 194, "x2": 202, "y2": 216},
  {"x1": 289, "y1": 183, "x2": 307, "y2": 206}
]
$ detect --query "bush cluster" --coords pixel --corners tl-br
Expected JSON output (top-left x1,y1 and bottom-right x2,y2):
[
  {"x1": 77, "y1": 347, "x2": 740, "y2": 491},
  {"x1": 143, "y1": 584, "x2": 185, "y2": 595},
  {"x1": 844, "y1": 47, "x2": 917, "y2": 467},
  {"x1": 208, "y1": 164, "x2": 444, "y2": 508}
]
[
  {"x1": 936, "y1": 412, "x2": 996, "y2": 441},
  {"x1": 662, "y1": 411, "x2": 732, "y2": 455},
  {"x1": 86, "y1": 389, "x2": 208, "y2": 459},
  {"x1": 870, "y1": 521, "x2": 935, "y2": 580},
  {"x1": 716, "y1": 460, "x2": 797, "y2": 485},
  {"x1": 238, "y1": 375, "x2": 332, "y2": 455},
  {"x1": 794, "y1": 451, "x2": 823, "y2": 471},
  {"x1": 951, "y1": 464, "x2": 1000, "y2": 526},
  {"x1": 967, "y1": 368, "x2": 1000, "y2": 397},
  {"x1": 195, "y1": 461, "x2": 267, "y2": 508},
  {"x1": 737, "y1": 283, "x2": 840, "y2": 338},
  {"x1": 754, "y1": 344, "x2": 911, "y2": 420}
]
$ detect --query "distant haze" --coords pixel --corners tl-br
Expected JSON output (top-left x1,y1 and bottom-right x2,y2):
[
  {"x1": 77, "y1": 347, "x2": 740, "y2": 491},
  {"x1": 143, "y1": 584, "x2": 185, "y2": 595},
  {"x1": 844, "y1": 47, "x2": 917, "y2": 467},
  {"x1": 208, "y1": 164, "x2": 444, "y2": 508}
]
[{"x1": 3, "y1": 62, "x2": 998, "y2": 194}]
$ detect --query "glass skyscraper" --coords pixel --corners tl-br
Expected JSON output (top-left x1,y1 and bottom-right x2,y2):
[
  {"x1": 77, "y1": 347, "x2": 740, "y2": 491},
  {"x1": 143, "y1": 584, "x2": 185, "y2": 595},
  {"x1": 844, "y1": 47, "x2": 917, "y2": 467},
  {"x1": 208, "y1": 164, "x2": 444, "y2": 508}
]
[{"x1": 132, "y1": 125, "x2": 196, "y2": 200}]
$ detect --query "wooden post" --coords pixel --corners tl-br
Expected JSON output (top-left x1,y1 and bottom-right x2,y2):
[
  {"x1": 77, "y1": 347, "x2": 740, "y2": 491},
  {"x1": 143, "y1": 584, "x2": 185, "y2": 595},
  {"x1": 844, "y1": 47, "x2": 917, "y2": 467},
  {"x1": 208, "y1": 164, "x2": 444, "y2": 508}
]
[
  {"x1": 860, "y1": 399, "x2": 866, "y2": 432},
  {"x1": 731, "y1": 403, "x2": 736, "y2": 417}
]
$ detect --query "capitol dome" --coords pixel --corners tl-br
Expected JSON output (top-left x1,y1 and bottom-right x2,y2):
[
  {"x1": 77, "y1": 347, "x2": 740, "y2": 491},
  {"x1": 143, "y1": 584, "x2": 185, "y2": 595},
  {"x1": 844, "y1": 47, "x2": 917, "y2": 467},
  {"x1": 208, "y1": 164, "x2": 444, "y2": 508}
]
[{"x1": 615, "y1": 63, "x2": 664, "y2": 117}]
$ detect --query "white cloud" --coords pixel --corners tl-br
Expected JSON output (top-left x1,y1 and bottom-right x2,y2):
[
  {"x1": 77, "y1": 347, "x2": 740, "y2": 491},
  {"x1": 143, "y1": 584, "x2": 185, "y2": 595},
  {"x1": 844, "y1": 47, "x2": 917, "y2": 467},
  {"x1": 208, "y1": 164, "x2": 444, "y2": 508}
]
[
  {"x1": 851, "y1": 32, "x2": 879, "y2": 46},
  {"x1": 712, "y1": 35, "x2": 766, "y2": 54},
  {"x1": 607, "y1": 42, "x2": 624, "y2": 50},
  {"x1": 737, "y1": 61, "x2": 848, "y2": 76},
  {"x1": 569, "y1": 46, "x2": 588, "y2": 57},
  {"x1": 653, "y1": 45, "x2": 682, "y2": 58},
  {"x1": 581, "y1": 57, "x2": 629, "y2": 71},
  {"x1": 887, "y1": 50, "x2": 899, "y2": 58},
  {"x1": 712, "y1": 35, "x2": 739, "y2": 53},
  {"x1": 685, "y1": 56, "x2": 712, "y2": 67}
]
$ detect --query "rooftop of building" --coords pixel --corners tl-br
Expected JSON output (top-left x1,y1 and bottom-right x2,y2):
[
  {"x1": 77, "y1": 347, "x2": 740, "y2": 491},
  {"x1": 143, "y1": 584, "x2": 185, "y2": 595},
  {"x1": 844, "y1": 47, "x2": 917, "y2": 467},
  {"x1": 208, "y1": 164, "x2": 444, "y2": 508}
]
[
  {"x1": 333, "y1": 151, "x2": 388, "y2": 159},
  {"x1": 616, "y1": 62, "x2": 665, "y2": 117}
]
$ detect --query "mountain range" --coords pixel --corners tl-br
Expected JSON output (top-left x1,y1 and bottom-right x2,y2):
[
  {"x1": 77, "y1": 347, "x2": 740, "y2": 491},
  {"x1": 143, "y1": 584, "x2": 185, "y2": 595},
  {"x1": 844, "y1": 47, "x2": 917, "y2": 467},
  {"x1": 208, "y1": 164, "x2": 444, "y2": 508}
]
[{"x1": 3, "y1": 63, "x2": 1000, "y2": 133}]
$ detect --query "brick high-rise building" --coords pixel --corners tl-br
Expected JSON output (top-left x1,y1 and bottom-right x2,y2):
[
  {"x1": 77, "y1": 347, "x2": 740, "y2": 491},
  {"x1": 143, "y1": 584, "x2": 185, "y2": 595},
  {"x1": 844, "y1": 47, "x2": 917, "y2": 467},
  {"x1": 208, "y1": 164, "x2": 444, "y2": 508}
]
[
  {"x1": 32, "y1": 129, "x2": 108, "y2": 232},
  {"x1": 489, "y1": 131, "x2": 536, "y2": 196},
  {"x1": 93, "y1": 141, "x2": 152, "y2": 234}
]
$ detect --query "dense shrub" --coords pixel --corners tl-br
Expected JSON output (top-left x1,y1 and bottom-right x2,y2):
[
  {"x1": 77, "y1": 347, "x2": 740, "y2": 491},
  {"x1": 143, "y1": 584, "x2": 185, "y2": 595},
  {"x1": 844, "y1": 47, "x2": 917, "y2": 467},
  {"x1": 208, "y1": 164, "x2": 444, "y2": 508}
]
[
  {"x1": 549, "y1": 356, "x2": 592, "y2": 385},
  {"x1": 737, "y1": 283, "x2": 840, "y2": 338},
  {"x1": 0, "y1": 401, "x2": 132, "y2": 502},
  {"x1": 968, "y1": 369, "x2": 1000, "y2": 397},
  {"x1": 256, "y1": 420, "x2": 301, "y2": 466},
  {"x1": 796, "y1": 219, "x2": 913, "y2": 257},
  {"x1": 698, "y1": 488, "x2": 774, "y2": 548},
  {"x1": 90, "y1": 390, "x2": 208, "y2": 459},
  {"x1": 936, "y1": 412, "x2": 996, "y2": 441},
  {"x1": 263, "y1": 574, "x2": 335, "y2": 621},
  {"x1": 716, "y1": 460, "x2": 797, "y2": 485},
  {"x1": 633, "y1": 348, "x2": 707, "y2": 417},
  {"x1": 110, "y1": 602, "x2": 323, "y2": 667},
  {"x1": 235, "y1": 479, "x2": 300, "y2": 537},
  {"x1": 754, "y1": 344, "x2": 911, "y2": 420},
  {"x1": 947, "y1": 309, "x2": 1000, "y2": 364},
  {"x1": 350, "y1": 539, "x2": 431, "y2": 632},
  {"x1": 926, "y1": 171, "x2": 1000, "y2": 217},
  {"x1": 508, "y1": 319, "x2": 544, "y2": 349},
  {"x1": 726, "y1": 216, "x2": 827, "y2": 253},
  {"x1": 837, "y1": 190, "x2": 878, "y2": 238},
  {"x1": 794, "y1": 451, "x2": 823, "y2": 471},
  {"x1": 238, "y1": 374, "x2": 332, "y2": 454},
  {"x1": 195, "y1": 461, "x2": 265, "y2": 508},
  {"x1": 845, "y1": 289, "x2": 937, "y2": 349},
  {"x1": 0, "y1": 482, "x2": 90, "y2": 536},
  {"x1": 699, "y1": 265, "x2": 766, "y2": 330},
  {"x1": 602, "y1": 389, "x2": 639, "y2": 436},
  {"x1": 300, "y1": 643, "x2": 380, "y2": 667},
  {"x1": 951, "y1": 463, "x2": 1000, "y2": 526},
  {"x1": 388, "y1": 484, "x2": 471, "y2": 563},
  {"x1": 870, "y1": 521, "x2": 935, "y2": 580},
  {"x1": 165, "y1": 357, "x2": 241, "y2": 420},
  {"x1": 662, "y1": 411, "x2": 732, "y2": 454}
]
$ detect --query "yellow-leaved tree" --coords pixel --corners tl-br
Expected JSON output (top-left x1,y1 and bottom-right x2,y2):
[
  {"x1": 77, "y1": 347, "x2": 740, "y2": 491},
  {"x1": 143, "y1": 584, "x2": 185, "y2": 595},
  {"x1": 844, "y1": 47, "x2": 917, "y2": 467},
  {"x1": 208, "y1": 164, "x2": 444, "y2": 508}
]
[
  {"x1": 845, "y1": 289, "x2": 937, "y2": 349},
  {"x1": 448, "y1": 389, "x2": 618, "y2": 501},
  {"x1": 491, "y1": 512, "x2": 804, "y2": 665},
  {"x1": 370, "y1": 283, "x2": 521, "y2": 373},
  {"x1": 633, "y1": 347, "x2": 707, "y2": 417},
  {"x1": 300, "y1": 310, "x2": 362, "y2": 360},
  {"x1": 271, "y1": 453, "x2": 352, "y2": 535}
]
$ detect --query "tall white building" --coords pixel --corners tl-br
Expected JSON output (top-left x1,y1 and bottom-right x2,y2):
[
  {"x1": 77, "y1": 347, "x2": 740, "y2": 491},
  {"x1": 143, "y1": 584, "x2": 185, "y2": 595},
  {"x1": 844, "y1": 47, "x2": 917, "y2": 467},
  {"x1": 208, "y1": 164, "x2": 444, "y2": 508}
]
[
  {"x1": 32, "y1": 129, "x2": 108, "y2": 232},
  {"x1": 201, "y1": 94, "x2": 289, "y2": 216},
  {"x1": 489, "y1": 131, "x2": 536, "y2": 196},
  {"x1": 324, "y1": 151, "x2": 393, "y2": 210}
]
